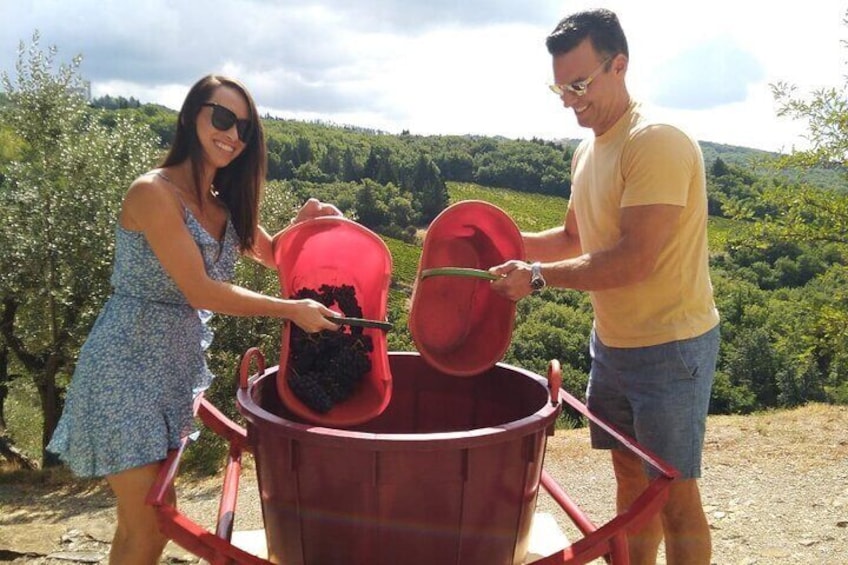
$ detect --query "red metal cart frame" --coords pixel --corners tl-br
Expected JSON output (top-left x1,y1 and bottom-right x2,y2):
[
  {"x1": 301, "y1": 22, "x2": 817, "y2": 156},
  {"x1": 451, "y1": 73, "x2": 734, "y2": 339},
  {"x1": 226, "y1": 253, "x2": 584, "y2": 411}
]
[{"x1": 146, "y1": 358, "x2": 678, "y2": 565}]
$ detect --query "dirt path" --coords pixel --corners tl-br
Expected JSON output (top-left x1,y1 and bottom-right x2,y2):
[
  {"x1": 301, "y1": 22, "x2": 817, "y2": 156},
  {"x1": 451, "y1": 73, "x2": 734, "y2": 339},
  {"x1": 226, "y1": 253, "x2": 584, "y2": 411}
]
[{"x1": 1, "y1": 403, "x2": 846, "y2": 564}]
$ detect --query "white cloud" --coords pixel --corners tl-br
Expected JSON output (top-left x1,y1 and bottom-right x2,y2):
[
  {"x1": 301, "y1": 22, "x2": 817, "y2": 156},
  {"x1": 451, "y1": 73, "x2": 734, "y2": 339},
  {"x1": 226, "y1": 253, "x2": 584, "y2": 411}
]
[
  {"x1": 2, "y1": 0, "x2": 846, "y2": 152},
  {"x1": 648, "y1": 36, "x2": 763, "y2": 110}
]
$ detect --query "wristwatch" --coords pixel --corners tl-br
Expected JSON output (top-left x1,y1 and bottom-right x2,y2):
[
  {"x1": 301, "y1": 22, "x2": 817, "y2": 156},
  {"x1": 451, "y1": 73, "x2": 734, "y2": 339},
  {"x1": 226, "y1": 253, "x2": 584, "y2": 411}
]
[{"x1": 530, "y1": 261, "x2": 546, "y2": 293}]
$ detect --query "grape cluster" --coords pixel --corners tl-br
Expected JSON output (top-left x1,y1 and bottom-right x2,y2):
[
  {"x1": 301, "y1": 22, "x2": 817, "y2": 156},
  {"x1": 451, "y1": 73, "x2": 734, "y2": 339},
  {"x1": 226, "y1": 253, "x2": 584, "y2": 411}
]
[{"x1": 287, "y1": 284, "x2": 374, "y2": 414}]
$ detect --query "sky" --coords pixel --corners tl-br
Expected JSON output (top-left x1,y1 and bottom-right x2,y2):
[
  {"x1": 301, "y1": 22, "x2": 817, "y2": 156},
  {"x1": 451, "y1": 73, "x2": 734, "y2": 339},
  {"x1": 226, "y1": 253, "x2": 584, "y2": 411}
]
[{"x1": 1, "y1": 0, "x2": 846, "y2": 153}]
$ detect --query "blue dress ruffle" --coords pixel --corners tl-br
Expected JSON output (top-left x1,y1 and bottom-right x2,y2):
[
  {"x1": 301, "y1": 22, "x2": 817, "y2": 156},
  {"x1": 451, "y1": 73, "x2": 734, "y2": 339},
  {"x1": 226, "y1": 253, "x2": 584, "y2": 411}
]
[{"x1": 47, "y1": 206, "x2": 239, "y2": 477}]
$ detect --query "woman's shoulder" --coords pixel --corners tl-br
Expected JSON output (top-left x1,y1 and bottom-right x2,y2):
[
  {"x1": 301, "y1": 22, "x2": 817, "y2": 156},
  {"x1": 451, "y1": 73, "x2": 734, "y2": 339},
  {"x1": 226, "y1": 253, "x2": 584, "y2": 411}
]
[
  {"x1": 125, "y1": 170, "x2": 178, "y2": 206},
  {"x1": 121, "y1": 170, "x2": 183, "y2": 230}
]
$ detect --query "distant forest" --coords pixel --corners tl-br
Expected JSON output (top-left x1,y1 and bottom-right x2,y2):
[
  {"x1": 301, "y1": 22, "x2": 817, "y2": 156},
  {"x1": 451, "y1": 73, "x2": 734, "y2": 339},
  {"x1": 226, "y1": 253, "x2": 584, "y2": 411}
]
[{"x1": 91, "y1": 96, "x2": 847, "y2": 243}]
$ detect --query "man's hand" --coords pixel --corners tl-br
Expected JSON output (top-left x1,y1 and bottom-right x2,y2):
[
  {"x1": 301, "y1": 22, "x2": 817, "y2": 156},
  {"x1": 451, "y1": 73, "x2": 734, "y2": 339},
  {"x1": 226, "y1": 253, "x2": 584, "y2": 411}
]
[{"x1": 489, "y1": 260, "x2": 534, "y2": 301}]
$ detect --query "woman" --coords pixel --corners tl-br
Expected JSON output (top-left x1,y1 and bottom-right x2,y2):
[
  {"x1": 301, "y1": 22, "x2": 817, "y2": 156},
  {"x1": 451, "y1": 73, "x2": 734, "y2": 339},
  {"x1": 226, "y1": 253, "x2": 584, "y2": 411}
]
[{"x1": 47, "y1": 74, "x2": 342, "y2": 564}]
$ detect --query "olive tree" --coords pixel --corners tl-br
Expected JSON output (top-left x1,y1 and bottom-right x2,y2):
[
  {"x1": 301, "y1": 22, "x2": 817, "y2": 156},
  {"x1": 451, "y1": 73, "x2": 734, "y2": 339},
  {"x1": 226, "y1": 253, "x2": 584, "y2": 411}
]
[
  {"x1": 767, "y1": 9, "x2": 848, "y2": 247},
  {"x1": 761, "y1": 13, "x2": 848, "y2": 404},
  {"x1": 0, "y1": 32, "x2": 161, "y2": 463}
]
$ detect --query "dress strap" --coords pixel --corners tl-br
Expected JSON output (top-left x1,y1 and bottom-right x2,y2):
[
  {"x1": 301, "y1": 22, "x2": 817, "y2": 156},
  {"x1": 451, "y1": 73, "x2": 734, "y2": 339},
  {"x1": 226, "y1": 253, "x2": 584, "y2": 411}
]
[{"x1": 154, "y1": 170, "x2": 190, "y2": 216}]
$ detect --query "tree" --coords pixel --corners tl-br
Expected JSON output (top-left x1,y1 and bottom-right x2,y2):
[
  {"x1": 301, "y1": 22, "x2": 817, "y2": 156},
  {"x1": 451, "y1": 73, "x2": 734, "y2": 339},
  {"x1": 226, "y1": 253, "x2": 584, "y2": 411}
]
[
  {"x1": 711, "y1": 156, "x2": 730, "y2": 177},
  {"x1": 767, "y1": 9, "x2": 848, "y2": 247},
  {"x1": 693, "y1": 70, "x2": 848, "y2": 414},
  {"x1": 434, "y1": 150, "x2": 474, "y2": 182},
  {"x1": 410, "y1": 153, "x2": 448, "y2": 223},
  {"x1": 341, "y1": 147, "x2": 362, "y2": 182},
  {"x1": 714, "y1": 10, "x2": 848, "y2": 407},
  {"x1": 318, "y1": 144, "x2": 343, "y2": 180},
  {"x1": 363, "y1": 145, "x2": 398, "y2": 186},
  {"x1": 354, "y1": 179, "x2": 392, "y2": 228},
  {"x1": 295, "y1": 135, "x2": 314, "y2": 166},
  {"x1": 0, "y1": 32, "x2": 160, "y2": 463}
]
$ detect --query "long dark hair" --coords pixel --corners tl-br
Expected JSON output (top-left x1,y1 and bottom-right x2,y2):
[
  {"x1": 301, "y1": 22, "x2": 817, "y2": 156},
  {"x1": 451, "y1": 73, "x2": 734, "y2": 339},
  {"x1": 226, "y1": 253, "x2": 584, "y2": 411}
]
[{"x1": 159, "y1": 74, "x2": 267, "y2": 252}]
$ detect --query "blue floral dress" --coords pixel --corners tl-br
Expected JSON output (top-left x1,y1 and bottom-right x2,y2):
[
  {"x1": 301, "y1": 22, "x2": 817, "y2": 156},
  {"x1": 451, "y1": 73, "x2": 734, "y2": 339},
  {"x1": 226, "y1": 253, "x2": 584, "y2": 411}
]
[{"x1": 47, "y1": 202, "x2": 239, "y2": 478}]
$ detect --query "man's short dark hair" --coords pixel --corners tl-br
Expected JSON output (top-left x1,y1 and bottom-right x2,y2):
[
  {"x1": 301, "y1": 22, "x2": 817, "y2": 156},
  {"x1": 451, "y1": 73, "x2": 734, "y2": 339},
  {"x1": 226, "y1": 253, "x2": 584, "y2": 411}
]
[{"x1": 545, "y1": 9, "x2": 629, "y2": 60}]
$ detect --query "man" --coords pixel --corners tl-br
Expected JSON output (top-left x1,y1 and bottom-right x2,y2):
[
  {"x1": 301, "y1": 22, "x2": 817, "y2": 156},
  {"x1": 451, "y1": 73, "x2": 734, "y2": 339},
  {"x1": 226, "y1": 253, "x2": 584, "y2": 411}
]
[{"x1": 490, "y1": 9, "x2": 720, "y2": 565}]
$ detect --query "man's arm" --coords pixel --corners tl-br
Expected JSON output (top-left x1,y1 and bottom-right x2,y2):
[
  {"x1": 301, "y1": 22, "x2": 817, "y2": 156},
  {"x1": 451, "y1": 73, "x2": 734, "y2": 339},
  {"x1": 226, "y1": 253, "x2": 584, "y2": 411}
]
[
  {"x1": 523, "y1": 206, "x2": 582, "y2": 262},
  {"x1": 491, "y1": 203, "x2": 681, "y2": 300}
]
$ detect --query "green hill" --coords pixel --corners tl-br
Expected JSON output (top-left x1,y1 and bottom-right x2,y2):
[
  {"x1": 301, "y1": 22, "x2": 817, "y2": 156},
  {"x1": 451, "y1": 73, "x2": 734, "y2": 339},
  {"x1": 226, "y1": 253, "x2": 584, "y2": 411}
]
[{"x1": 448, "y1": 182, "x2": 568, "y2": 231}]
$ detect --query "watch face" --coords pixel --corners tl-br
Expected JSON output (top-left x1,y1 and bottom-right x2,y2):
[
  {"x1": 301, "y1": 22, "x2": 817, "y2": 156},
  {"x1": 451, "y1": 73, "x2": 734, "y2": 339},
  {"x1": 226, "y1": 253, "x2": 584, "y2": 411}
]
[{"x1": 530, "y1": 262, "x2": 545, "y2": 291}]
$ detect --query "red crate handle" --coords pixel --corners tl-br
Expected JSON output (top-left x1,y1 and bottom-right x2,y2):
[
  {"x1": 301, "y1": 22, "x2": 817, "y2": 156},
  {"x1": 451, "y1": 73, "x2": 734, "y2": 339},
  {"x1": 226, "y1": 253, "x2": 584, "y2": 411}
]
[
  {"x1": 536, "y1": 360, "x2": 679, "y2": 564},
  {"x1": 146, "y1": 395, "x2": 268, "y2": 564},
  {"x1": 547, "y1": 359, "x2": 562, "y2": 406},
  {"x1": 239, "y1": 347, "x2": 266, "y2": 390}
]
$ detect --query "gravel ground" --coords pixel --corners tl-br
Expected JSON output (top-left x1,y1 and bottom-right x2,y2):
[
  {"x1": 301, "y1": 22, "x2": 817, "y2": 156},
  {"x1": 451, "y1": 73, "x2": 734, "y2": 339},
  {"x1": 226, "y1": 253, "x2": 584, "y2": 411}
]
[{"x1": 1, "y1": 403, "x2": 846, "y2": 564}]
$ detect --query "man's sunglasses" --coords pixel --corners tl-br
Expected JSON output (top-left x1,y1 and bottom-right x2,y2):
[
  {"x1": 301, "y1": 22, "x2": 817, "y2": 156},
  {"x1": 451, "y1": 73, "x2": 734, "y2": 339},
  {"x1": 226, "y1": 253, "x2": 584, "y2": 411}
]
[
  {"x1": 201, "y1": 102, "x2": 252, "y2": 142},
  {"x1": 549, "y1": 56, "x2": 612, "y2": 98}
]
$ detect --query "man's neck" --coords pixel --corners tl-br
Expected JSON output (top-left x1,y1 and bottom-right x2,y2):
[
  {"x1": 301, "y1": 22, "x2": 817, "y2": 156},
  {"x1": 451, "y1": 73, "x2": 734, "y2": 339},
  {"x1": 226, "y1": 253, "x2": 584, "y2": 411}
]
[{"x1": 593, "y1": 90, "x2": 632, "y2": 137}]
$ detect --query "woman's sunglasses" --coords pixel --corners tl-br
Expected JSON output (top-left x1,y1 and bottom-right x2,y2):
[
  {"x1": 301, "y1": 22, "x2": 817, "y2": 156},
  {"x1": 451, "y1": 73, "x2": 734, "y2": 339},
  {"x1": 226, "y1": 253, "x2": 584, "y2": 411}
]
[{"x1": 201, "y1": 102, "x2": 252, "y2": 142}]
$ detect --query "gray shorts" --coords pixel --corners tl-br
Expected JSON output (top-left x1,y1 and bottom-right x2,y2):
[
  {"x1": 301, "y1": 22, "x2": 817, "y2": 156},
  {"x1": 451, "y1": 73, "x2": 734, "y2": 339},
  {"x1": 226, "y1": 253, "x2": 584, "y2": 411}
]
[{"x1": 586, "y1": 325, "x2": 719, "y2": 479}]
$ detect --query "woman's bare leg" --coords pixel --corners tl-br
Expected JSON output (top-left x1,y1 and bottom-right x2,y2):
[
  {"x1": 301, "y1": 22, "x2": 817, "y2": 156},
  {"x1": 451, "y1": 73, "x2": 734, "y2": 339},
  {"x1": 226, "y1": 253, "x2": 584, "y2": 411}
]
[{"x1": 106, "y1": 462, "x2": 173, "y2": 565}]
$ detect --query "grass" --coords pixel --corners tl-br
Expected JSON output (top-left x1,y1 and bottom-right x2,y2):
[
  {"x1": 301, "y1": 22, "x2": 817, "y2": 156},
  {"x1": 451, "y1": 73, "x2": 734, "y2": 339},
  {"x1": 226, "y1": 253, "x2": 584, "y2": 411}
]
[
  {"x1": 381, "y1": 236, "x2": 420, "y2": 285},
  {"x1": 448, "y1": 182, "x2": 568, "y2": 231},
  {"x1": 5, "y1": 379, "x2": 43, "y2": 460}
]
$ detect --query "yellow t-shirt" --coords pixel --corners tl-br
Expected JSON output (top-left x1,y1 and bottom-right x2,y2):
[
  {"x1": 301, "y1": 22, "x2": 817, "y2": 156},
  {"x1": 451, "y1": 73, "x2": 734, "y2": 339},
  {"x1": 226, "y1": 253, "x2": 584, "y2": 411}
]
[{"x1": 569, "y1": 102, "x2": 719, "y2": 347}]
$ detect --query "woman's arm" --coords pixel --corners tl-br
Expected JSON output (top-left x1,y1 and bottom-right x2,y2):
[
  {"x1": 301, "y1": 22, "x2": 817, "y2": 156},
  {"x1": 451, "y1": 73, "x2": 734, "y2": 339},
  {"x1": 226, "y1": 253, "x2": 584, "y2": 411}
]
[
  {"x1": 120, "y1": 178, "x2": 339, "y2": 333},
  {"x1": 248, "y1": 224, "x2": 277, "y2": 270},
  {"x1": 246, "y1": 198, "x2": 343, "y2": 270}
]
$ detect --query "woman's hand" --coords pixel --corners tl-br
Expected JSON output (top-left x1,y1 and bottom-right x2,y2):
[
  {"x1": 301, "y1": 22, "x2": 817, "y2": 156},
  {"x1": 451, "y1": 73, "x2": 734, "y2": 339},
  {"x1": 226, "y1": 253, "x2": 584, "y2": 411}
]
[
  {"x1": 291, "y1": 198, "x2": 343, "y2": 225},
  {"x1": 289, "y1": 298, "x2": 342, "y2": 333}
]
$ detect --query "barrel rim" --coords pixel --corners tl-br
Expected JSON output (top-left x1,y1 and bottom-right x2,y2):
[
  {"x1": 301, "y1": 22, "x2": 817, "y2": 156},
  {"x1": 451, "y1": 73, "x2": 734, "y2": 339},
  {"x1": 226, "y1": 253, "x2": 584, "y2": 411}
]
[{"x1": 237, "y1": 352, "x2": 559, "y2": 450}]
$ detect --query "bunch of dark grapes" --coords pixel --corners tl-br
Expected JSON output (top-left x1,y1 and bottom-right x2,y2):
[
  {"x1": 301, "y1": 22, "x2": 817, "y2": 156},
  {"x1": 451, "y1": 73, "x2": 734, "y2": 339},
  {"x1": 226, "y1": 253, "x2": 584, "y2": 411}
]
[{"x1": 287, "y1": 284, "x2": 374, "y2": 414}]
